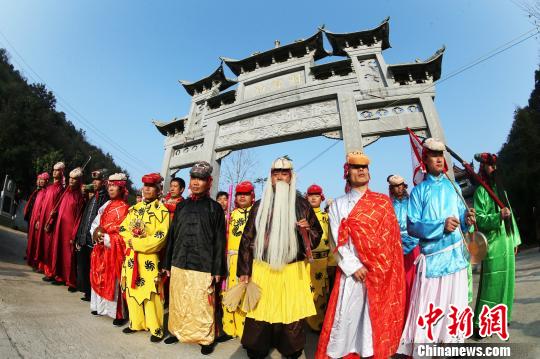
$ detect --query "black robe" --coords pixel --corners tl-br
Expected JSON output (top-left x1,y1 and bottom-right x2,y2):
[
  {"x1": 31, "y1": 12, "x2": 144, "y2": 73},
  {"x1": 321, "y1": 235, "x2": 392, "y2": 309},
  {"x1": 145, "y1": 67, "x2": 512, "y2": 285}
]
[{"x1": 164, "y1": 196, "x2": 226, "y2": 276}]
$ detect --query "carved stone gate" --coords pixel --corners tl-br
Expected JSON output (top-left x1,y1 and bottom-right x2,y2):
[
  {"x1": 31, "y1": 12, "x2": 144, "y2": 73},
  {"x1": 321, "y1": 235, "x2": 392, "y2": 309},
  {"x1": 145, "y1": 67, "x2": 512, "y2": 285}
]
[{"x1": 154, "y1": 18, "x2": 450, "y2": 193}]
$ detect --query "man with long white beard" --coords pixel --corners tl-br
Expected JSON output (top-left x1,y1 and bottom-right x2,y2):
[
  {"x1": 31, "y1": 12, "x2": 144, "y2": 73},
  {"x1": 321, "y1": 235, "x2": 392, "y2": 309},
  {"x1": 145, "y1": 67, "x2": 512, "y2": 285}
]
[{"x1": 237, "y1": 157, "x2": 323, "y2": 359}]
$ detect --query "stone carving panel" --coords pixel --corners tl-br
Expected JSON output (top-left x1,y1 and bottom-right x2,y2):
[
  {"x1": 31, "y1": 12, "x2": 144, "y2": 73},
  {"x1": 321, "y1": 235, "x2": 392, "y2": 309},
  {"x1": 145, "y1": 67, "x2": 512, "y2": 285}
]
[
  {"x1": 243, "y1": 70, "x2": 305, "y2": 99},
  {"x1": 216, "y1": 100, "x2": 339, "y2": 149},
  {"x1": 358, "y1": 103, "x2": 423, "y2": 120}
]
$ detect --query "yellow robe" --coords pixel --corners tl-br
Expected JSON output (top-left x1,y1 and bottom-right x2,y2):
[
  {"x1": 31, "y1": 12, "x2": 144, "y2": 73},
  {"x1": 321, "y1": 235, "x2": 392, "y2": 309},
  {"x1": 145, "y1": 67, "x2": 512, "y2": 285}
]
[
  {"x1": 119, "y1": 199, "x2": 170, "y2": 338},
  {"x1": 306, "y1": 207, "x2": 335, "y2": 331},
  {"x1": 222, "y1": 206, "x2": 251, "y2": 338}
]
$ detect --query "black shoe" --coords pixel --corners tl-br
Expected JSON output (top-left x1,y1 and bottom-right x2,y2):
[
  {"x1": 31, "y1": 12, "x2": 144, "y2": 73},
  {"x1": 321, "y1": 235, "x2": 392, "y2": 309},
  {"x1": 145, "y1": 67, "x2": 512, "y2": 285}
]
[
  {"x1": 67, "y1": 287, "x2": 77, "y2": 292},
  {"x1": 42, "y1": 276, "x2": 53, "y2": 282},
  {"x1": 164, "y1": 336, "x2": 179, "y2": 344},
  {"x1": 80, "y1": 296, "x2": 90, "y2": 302},
  {"x1": 51, "y1": 280, "x2": 63, "y2": 286},
  {"x1": 112, "y1": 318, "x2": 127, "y2": 326},
  {"x1": 247, "y1": 349, "x2": 268, "y2": 359},
  {"x1": 122, "y1": 327, "x2": 136, "y2": 334},
  {"x1": 200, "y1": 344, "x2": 214, "y2": 355},
  {"x1": 215, "y1": 334, "x2": 233, "y2": 343},
  {"x1": 91, "y1": 311, "x2": 98, "y2": 316},
  {"x1": 150, "y1": 335, "x2": 163, "y2": 343}
]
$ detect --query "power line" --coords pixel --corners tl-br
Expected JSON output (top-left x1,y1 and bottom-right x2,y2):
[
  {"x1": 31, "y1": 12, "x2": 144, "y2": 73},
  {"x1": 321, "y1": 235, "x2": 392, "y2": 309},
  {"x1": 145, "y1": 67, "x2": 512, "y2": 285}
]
[
  {"x1": 0, "y1": 29, "x2": 154, "y2": 174},
  {"x1": 296, "y1": 27, "x2": 539, "y2": 172}
]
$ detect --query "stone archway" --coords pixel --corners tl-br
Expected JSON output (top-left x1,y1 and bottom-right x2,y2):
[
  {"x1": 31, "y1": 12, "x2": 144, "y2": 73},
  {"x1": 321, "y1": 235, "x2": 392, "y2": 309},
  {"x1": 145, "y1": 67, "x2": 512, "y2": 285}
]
[{"x1": 154, "y1": 18, "x2": 450, "y2": 194}]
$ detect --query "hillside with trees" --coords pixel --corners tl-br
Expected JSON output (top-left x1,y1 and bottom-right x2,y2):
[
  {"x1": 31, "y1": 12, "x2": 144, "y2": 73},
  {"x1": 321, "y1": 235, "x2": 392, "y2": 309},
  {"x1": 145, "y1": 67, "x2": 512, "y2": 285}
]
[
  {"x1": 498, "y1": 68, "x2": 540, "y2": 245},
  {"x1": 0, "y1": 48, "x2": 131, "y2": 196}
]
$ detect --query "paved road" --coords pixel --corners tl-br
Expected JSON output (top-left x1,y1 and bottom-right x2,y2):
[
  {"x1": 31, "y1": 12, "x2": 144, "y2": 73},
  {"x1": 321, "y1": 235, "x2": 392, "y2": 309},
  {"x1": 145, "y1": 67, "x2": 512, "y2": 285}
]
[{"x1": 0, "y1": 225, "x2": 539, "y2": 358}]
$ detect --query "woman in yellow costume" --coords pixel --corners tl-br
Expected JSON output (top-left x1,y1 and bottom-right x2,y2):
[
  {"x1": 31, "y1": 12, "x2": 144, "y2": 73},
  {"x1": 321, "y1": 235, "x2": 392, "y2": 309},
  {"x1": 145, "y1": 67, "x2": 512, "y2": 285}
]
[
  {"x1": 222, "y1": 181, "x2": 255, "y2": 338},
  {"x1": 305, "y1": 184, "x2": 336, "y2": 332},
  {"x1": 119, "y1": 173, "x2": 170, "y2": 342}
]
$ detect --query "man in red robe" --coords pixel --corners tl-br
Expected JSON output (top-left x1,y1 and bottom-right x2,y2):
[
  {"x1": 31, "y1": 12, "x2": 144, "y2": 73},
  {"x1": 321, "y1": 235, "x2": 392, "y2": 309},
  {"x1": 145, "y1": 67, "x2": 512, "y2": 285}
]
[
  {"x1": 35, "y1": 162, "x2": 65, "y2": 280},
  {"x1": 25, "y1": 172, "x2": 49, "y2": 269},
  {"x1": 90, "y1": 173, "x2": 130, "y2": 325},
  {"x1": 162, "y1": 177, "x2": 185, "y2": 219},
  {"x1": 50, "y1": 167, "x2": 85, "y2": 291},
  {"x1": 316, "y1": 151, "x2": 405, "y2": 359}
]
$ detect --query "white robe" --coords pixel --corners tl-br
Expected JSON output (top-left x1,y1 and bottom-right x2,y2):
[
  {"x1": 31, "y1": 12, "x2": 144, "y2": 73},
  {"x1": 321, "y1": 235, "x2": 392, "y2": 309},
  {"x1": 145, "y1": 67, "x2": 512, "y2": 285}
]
[
  {"x1": 89, "y1": 201, "x2": 119, "y2": 319},
  {"x1": 326, "y1": 189, "x2": 374, "y2": 358}
]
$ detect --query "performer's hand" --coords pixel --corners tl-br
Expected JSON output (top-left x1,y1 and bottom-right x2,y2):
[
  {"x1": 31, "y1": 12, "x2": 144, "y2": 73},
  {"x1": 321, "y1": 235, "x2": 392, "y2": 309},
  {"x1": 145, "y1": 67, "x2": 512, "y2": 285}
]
[
  {"x1": 239, "y1": 275, "x2": 250, "y2": 284},
  {"x1": 35, "y1": 221, "x2": 39, "y2": 230},
  {"x1": 466, "y1": 208, "x2": 476, "y2": 226},
  {"x1": 501, "y1": 207, "x2": 511, "y2": 220},
  {"x1": 164, "y1": 269, "x2": 170, "y2": 277},
  {"x1": 213, "y1": 275, "x2": 221, "y2": 283},
  {"x1": 514, "y1": 246, "x2": 518, "y2": 256},
  {"x1": 296, "y1": 218, "x2": 310, "y2": 229},
  {"x1": 353, "y1": 267, "x2": 367, "y2": 282},
  {"x1": 75, "y1": 243, "x2": 81, "y2": 251},
  {"x1": 444, "y1": 217, "x2": 460, "y2": 233}
]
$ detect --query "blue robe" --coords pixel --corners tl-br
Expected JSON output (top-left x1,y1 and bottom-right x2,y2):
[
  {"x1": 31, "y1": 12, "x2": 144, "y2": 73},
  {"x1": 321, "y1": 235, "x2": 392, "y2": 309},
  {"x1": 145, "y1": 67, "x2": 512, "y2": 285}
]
[
  {"x1": 392, "y1": 196, "x2": 419, "y2": 254},
  {"x1": 407, "y1": 173, "x2": 470, "y2": 278}
]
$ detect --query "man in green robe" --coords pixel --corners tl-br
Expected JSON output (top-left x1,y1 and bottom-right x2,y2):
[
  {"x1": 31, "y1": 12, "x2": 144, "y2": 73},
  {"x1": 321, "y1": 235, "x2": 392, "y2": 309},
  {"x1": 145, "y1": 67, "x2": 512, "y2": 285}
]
[{"x1": 473, "y1": 152, "x2": 521, "y2": 333}]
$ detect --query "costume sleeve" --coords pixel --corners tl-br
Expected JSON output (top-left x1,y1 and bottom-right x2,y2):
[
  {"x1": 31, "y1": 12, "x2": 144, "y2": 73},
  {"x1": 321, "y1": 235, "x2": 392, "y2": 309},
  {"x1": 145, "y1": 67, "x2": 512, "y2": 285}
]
[
  {"x1": 474, "y1": 186, "x2": 500, "y2": 232},
  {"x1": 212, "y1": 203, "x2": 227, "y2": 276},
  {"x1": 131, "y1": 212, "x2": 170, "y2": 254},
  {"x1": 119, "y1": 208, "x2": 133, "y2": 243},
  {"x1": 90, "y1": 201, "x2": 109, "y2": 238},
  {"x1": 455, "y1": 182, "x2": 471, "y2": 233},
  {"x1": 328, "y1": 201, "x2": 363, "y2": 276},
  {"x1": 305, "y1": 203, "x2": 322, "y2": 250},
  {"x1": 510, "y1": 211, "x2": 522, "y2": 247},
  {"x1": 237, "y1": 203, "x2": 259, "y2": 277},
  {"x1": 163, "y1": 204, "x2": 181, "y2": 271},
  {"x1": 407, "y1": 187, "x2": 445, "y2": 241}
]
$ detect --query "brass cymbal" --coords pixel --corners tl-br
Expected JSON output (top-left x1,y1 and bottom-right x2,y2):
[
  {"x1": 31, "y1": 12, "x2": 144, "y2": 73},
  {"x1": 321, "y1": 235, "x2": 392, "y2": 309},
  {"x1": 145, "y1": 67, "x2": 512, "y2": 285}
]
[{"x1": 465, "y1": 231, "x2": 488, "y2": 265}]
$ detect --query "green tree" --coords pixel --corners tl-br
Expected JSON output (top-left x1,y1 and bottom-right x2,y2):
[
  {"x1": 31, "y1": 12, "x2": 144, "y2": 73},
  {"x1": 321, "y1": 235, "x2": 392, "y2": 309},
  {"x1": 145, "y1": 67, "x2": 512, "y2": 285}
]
[{"x1": 498, "y1": 68, "x2": 540, "y2": 245}]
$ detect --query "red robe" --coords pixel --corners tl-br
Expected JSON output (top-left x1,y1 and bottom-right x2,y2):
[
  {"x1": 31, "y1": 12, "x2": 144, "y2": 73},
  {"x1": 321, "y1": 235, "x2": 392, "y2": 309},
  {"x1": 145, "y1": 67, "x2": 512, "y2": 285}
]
[
  {"x1": 90, "y1": 200, "x2": 129, "y2": 301},
  {"x1": 162, "y1": 193, "x2": 183, "y2": 220},
  {"x1": 26, "y1": 186, "x2": 47, "y2": 267},
  {"x1": 34, "y1": 181, "x2": 64, "y2": 273},
  {"x1": 316, "y1": 190, "x2": 406, "y2": 359},
  {"x1": 50, "y1": 186, "x2": 85, "y2": 286}
]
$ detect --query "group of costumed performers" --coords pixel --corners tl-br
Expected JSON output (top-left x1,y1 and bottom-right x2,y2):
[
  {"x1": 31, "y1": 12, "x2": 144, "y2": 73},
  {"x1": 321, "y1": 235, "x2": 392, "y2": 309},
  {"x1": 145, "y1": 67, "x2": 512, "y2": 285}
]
[{"x1": 21, "y1": 140, "x2": 520, "y2": 357}]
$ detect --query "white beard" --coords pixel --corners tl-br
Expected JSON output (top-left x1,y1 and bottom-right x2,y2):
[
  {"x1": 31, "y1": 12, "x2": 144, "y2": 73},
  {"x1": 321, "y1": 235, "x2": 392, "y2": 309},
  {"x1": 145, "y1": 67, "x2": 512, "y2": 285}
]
[{"x1": 254, "y1": 174, "x2": 298, "y2": 269}]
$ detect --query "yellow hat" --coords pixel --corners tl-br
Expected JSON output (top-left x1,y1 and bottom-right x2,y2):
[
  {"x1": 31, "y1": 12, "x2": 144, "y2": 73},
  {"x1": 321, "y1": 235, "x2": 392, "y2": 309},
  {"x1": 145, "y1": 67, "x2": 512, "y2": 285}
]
[{"x1": 346, "y1": 151, "x2": 370, "y2": 165}]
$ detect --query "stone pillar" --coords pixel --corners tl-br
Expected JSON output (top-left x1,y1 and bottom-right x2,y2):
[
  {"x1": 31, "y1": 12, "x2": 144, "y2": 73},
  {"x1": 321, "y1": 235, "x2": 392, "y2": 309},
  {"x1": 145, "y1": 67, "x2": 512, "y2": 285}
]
[
  {"x1": 160, "y1": 145, "x2": 173, "y2": 194},
  {"x1": 419, "y1": 95, "x2": 455, "y2": 178},
  {"x1": 337, "y1": 92, "x2": 364, "y2": 153}
]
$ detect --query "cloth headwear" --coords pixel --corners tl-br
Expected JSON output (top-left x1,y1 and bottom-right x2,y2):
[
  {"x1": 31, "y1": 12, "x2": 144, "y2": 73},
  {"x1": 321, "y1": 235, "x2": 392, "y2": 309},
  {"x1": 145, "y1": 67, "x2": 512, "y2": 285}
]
[
  {"x1": 346, "y1": 151, "x2": 370, "y2": 166},
  {"x1": 236, "y1": 181, "x2": 254, "y2": 193},
  {"x1": 190, "y1": 161, "x2": 213, "y2": 179},
  {"x1": 142, "y1": 173, "x2": 163, "y2": 186},
  {"x1": 387, "y1": 174, "x2": 405, "y2": 186},
  {"x1": 69, "y1": 167, "x2": 83, "y2": 178},
  {"x1": 53, "y1": 162, "x2": 65, "y2": 171},
  {"x1": 422, "y1": 138, "x2": 446, "y2": 152},
  {"x1": 474, "y1": 152, "x2": 497, "y2": 166},
  {"x1": 37, "y1": 172, "x2": 50, "y2": 181},
  {"x1": 271, "y1": 157, "x2": 293, "y2": 170},
  {"x1": 306, "y1": 184, "x2": 325, "y2": 201},
  {"x1": 108, "y1": 172, "x2": 127, "y2": 187},
  {"x1": 91, "y1": 169, "x2": 108, "y2": 180},
  {"x1": 235, "y1": 181, "x2": 255, "y2": 207}
]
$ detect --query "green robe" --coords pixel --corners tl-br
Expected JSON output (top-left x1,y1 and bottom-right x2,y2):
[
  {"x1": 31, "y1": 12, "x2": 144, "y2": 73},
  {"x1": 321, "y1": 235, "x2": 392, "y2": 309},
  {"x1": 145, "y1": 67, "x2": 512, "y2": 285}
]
[{"x1": 473, "y1": 185, "x2": 521, "y2": 326}]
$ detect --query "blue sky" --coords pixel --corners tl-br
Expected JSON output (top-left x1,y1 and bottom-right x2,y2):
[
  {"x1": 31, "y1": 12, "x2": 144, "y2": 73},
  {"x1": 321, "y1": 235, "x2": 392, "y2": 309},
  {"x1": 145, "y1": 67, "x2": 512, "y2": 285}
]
[{"x1": 0, "y1": 1, "x2": 537, "y2": 200}]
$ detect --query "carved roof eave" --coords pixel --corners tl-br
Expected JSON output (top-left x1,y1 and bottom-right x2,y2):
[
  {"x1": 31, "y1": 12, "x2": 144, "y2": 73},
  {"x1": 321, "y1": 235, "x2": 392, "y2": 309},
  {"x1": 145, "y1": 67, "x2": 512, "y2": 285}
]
[
  {"x1": 220, "y1": 31, "x2": 329, "y2": 76},
  {"x1": 323, "y1": 17, "x2": 391, "y2": 56},
  {"x1": 387, "y1": 47, "x2": 445, "y2": 81},
  {"x1": 153, "y1": 117, "x2": 187, "y2": 136},
  {"x1": 310, "y1": 58, "x2": 353, "y2": 77},
  {"x1": 179, "y1": 64, "x2": 237, "y2": 96}
]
